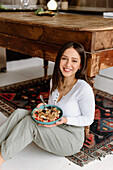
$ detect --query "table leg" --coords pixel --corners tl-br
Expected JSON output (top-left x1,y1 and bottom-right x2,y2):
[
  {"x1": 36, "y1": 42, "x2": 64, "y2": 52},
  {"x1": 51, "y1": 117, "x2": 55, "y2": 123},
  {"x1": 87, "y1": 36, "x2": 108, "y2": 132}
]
[
  {"x1": 88, "y1": 76, "x2": 96, "y2": 92},
  {"x1": 85, "y1": 76, "x2": 96, "y2": 139},
  {"x1": 0, "y1": 47, "x2": 6, "y2": 72},
  {"x1": 43, "y1": 59, "x2": 48, "y2": 80}
]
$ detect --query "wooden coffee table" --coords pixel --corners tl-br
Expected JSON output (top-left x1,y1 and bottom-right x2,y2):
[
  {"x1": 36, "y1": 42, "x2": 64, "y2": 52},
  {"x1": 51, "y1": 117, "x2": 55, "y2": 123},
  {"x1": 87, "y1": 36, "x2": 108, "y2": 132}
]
[{"x1": 0, "y1": 12, "x2": 113, "y2": 86}]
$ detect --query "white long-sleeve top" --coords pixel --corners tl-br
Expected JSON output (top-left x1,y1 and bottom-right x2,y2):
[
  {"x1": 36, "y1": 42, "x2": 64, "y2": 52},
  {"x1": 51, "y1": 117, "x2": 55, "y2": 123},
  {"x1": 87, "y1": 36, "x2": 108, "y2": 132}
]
[{"x1": 48, "y1": 79, "x2": 95, "y2": 127}]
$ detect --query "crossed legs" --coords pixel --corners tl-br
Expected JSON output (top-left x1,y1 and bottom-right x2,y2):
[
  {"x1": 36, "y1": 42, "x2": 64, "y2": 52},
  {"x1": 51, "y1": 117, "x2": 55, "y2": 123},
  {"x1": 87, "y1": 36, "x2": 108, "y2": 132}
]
[{"x1": 0, "y1": 108, "x2": 30, "y2": 168}]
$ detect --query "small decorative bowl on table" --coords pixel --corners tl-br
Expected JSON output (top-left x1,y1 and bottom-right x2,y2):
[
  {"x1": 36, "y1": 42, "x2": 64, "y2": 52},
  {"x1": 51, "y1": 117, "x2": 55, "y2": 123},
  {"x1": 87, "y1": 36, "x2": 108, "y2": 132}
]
[{"x1": 31, "y1": 105, "x2": 63, "y2": 125}]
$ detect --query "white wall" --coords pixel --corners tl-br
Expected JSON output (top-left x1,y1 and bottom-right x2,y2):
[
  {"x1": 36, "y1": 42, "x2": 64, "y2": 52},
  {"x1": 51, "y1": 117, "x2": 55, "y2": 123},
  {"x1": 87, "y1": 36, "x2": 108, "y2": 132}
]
[{"x1": 95, "y1": 67, "x2": 113, "y2": 95}]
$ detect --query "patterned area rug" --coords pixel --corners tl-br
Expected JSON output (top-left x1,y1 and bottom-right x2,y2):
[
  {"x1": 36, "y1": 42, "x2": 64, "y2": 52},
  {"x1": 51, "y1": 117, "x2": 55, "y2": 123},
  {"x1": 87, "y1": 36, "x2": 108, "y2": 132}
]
[{"x1": 0, "y1": 77, "x2": 113, "y2": 167}]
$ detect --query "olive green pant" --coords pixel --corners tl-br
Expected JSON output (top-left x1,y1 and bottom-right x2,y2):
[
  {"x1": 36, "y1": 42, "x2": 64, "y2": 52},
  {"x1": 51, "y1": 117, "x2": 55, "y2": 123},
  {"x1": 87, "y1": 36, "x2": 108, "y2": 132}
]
[{"x1": 0, "y1": 108, "x2": 84, "y2": 160}]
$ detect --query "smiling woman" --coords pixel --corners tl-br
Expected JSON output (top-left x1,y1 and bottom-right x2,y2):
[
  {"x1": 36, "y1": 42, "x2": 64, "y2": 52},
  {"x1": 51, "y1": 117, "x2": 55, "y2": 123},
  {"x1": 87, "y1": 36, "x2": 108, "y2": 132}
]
[
  {"x1": 59, "y1": 47, "x2": 81, "y2": 79},
  {"x1": 51, "y1": 41, "x2": 89, "y2": 93},
  {"x1": 0, "y1": 41, "x2": 95, "y2": 169}
]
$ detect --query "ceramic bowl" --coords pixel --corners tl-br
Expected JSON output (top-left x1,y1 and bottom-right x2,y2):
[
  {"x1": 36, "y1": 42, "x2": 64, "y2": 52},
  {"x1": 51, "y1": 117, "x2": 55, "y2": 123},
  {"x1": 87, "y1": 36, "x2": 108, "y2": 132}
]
[{"x1": 31, "y1": 104, "x2": 63, "y2": 125}]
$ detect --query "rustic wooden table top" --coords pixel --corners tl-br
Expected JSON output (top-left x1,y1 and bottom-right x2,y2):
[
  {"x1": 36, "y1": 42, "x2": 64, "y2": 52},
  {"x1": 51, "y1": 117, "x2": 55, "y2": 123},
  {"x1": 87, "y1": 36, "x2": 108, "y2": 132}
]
[
  {"x1": 0, "y1": 12, "x2": 113, "y2": 77},
  {"x1": 0, "y1": 12, "x2": 113, "y2": 31},
  {"x1": 0, "y1": 12, "x2": 113, "y2": 51}
]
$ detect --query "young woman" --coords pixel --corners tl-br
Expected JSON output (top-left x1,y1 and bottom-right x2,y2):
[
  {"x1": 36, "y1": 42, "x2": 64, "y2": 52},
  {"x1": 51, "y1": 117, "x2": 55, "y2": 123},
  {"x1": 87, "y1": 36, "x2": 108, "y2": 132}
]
[{"x1": 0, "y1": 41, "x2": 95, "y2": 168}]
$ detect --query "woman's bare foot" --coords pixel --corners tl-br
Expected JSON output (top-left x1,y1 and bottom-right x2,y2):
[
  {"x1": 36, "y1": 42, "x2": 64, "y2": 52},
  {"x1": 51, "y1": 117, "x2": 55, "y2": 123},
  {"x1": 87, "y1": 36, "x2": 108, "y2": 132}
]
[{"x1": 0, "y1": 152, "x2": 4, "y2": 167}]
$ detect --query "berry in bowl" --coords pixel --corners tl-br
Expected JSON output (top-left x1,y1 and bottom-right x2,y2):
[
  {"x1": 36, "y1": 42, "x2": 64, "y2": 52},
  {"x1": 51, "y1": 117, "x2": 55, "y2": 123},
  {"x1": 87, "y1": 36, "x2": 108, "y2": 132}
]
[{"x1": 31, "y1": 105, "x2": 63, "y2": 125}]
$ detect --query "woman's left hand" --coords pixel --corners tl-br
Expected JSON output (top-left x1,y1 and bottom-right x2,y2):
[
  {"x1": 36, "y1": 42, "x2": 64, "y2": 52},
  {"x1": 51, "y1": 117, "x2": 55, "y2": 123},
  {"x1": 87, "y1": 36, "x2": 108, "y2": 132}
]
[{"x1": 38, "y1": 117, "x2": 67, "y2": 127}]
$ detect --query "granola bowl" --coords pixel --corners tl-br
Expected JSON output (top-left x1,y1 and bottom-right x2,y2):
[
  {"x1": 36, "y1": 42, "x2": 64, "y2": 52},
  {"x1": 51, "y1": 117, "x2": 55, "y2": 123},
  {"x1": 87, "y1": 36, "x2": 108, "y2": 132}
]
[{"x1": 31, "y1": 105, "x2": 63, "y2": 125}]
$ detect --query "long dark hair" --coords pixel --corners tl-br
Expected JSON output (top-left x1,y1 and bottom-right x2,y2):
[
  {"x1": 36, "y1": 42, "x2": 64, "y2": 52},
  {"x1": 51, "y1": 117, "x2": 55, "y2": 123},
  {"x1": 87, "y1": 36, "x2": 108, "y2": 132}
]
[{"x1": 51, "y1": 41, "x2": 90, "y2": 93}]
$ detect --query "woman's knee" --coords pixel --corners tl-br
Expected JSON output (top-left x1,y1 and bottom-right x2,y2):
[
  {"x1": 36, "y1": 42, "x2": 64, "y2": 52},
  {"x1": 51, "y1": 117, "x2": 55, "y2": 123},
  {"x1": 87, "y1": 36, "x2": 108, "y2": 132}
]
[
  {"x1": 16, "y1": 108, "x2": 30, "y2": 116},
  {"x1": 12, "y1": 108, "x2": 30, "y2": 119}
]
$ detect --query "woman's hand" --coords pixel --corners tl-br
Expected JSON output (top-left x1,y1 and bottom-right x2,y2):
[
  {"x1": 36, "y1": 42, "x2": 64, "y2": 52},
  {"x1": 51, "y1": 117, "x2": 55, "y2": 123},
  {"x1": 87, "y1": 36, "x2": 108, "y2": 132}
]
[
  {"x1": 56, "y1": 117, "x2": 67, "y2": 125},
  {"x1": 36, "y1": 103, "x2": 46, "y2": 108},
  {"x1": 38, "y1": 117, "x2": 67, "y2": 128}
]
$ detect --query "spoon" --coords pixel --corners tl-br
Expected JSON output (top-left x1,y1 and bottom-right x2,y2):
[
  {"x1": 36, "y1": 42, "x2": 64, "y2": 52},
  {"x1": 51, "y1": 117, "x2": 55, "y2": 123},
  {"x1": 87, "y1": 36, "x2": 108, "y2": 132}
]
[{"x1": 39, "y1": 95, "x2": 47, "y2": 110}]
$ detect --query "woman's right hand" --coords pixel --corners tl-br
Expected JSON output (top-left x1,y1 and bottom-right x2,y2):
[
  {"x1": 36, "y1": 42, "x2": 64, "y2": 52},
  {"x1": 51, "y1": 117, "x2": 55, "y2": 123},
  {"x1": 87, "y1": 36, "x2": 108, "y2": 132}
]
[{"x1": 36, "y1": 103, "x2": 44, "y2": 108}]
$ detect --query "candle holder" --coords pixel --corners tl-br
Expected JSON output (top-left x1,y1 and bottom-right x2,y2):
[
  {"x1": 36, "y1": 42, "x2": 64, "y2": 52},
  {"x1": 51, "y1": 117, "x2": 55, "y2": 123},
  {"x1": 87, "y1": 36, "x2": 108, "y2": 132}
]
[{"x1": 47, "y1": 0, "x2": 58, "y2": 10}]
